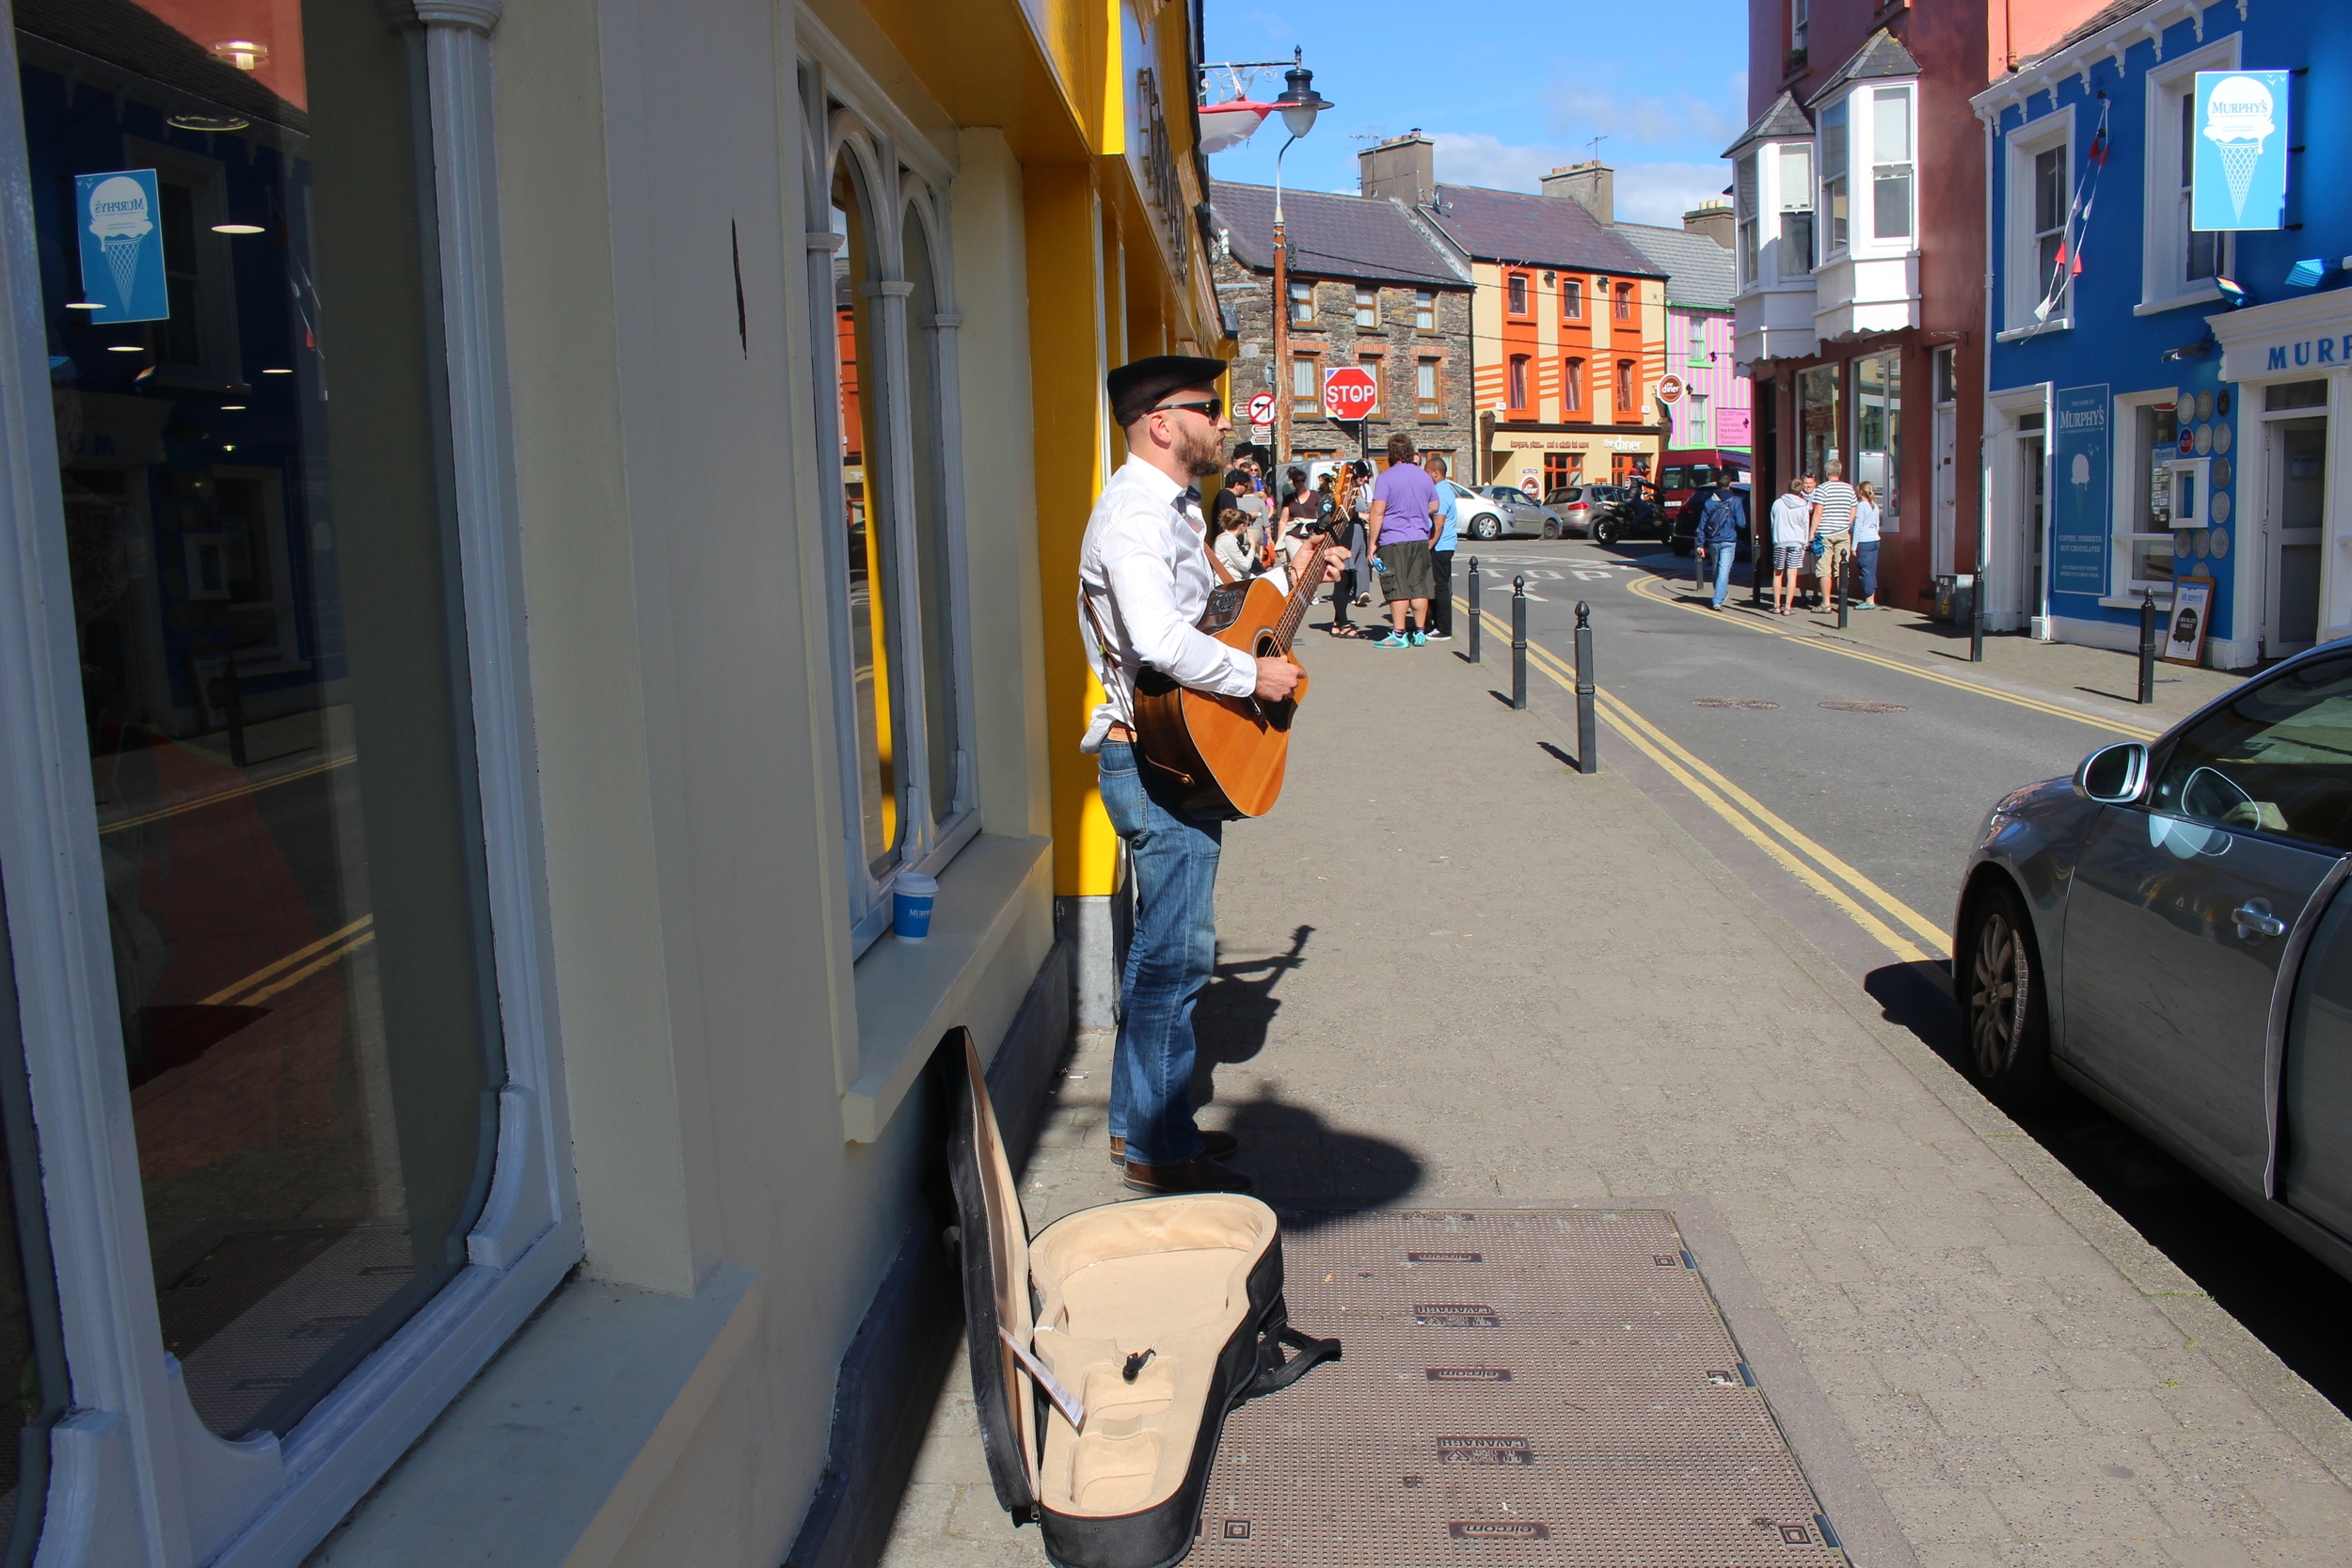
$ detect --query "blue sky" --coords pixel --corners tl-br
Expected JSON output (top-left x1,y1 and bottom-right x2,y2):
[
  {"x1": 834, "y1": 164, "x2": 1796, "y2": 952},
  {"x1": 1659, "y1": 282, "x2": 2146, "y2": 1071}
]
[{"x1": 1201, "y1": 0, "x2": 1751, "y2": 225}]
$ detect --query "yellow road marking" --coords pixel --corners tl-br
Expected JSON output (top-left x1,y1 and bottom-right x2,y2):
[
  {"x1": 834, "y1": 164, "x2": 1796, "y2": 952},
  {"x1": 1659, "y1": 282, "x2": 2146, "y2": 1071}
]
[
  {"x1": 201, "y1": 914, "x2": 373, "y2": 1006},
  {"x1": 1460, "y1": 600, "x2": 1948, "y2": 963},
  {"x1": 101, "y1": 752, "x2": 358, "y2": 836},
  {"x1": 241, "y1": 930, "x2": 375, "y2": 1007},
  {"x1": 1621, "y1": 572, "x2": 2161, "y2": 739}
]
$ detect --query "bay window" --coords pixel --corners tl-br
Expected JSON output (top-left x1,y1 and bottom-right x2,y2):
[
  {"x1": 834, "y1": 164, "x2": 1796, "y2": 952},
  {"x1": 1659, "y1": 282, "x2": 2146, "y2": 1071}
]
[
  {"x1": 1735, "y1": 155, "x2": 1759, "y2": 287},
  {"x1": 1778, "y1": 144, "x2": 1814, "y2": 276},
  {"x1": 1, "y1": 2, "x2": 578, "y2": 1560}
]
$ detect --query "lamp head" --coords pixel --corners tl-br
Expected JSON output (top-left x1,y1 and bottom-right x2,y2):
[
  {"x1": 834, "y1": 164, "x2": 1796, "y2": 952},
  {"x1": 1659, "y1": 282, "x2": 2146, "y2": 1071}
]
[
  {"x1": 2215, "y1": 277, "x2": 2250, "y2": 310},
  {"x1": 1275, "y1": 65, "x2": 1332, "y2": 138}
]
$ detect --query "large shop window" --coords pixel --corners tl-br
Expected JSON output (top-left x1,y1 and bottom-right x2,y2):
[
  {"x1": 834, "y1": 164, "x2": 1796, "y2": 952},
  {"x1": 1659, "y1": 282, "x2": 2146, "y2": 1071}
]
[
  {"x1": 8, "y1": 0, "x2": 569, "y2": 1559},
  {"x1": 815, "y1": 114, "x2": 977, "y2": 952},
  {"x1": 1799, "y1": 364, "x2": 1840, "y2": 480},
  {"x1": 1853, "y1": 352, "x2": 1900, "y2": 529}
]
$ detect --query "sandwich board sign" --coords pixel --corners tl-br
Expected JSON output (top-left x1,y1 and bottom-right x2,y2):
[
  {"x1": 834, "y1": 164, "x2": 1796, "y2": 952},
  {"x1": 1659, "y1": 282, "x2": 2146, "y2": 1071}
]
[{"x1": 2193, "y1": 71, "x2": 2289, "y2": 231}]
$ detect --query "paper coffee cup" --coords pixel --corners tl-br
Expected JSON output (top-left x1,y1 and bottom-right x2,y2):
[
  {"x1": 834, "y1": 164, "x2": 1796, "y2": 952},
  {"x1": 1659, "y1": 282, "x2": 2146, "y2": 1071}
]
[{"x1": 893, "y1": 872, "x2": 939, "y2": 941}]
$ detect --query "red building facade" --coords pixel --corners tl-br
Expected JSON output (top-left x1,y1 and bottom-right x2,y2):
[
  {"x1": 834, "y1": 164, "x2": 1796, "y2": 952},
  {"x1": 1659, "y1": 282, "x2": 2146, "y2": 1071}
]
[{"x1": 1731, "y1": 0, "x2": 2105, "y2": 610}]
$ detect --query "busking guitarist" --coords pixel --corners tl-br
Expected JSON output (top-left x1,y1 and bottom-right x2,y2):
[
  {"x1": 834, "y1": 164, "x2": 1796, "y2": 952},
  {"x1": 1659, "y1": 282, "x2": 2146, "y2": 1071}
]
[{"x1": 1076, "y1": 356, "x2": 1345, "y2": 1196}]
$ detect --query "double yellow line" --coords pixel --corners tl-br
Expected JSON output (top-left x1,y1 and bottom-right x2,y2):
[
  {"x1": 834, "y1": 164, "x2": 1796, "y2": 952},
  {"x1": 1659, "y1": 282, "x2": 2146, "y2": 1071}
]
[
  {"x1": 100, "y1": 753, "x2": 358, "y2": 837},
  {"x1": 203, "y1": 914, "x2": 375, "y2": 1008},
  {"x1": 1464, "y1": 602, "x2": 1951, "y2": 964},
  {"x1": 1623, "y1": 573, "x2": 2161, "y2": 740}
]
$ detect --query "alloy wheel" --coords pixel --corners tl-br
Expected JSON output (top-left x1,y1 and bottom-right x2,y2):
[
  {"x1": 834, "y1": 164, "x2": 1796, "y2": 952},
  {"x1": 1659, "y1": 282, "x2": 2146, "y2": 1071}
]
[{"x1": 1968, "y1": 909, "x2": 2021, "y2": 1079}]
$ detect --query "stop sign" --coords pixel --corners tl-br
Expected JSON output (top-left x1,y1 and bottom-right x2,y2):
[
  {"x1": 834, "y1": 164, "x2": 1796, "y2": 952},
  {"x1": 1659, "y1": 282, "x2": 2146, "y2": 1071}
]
[{"x1": 1322, "y1": 365, "x2": 1378, "y2": 420}]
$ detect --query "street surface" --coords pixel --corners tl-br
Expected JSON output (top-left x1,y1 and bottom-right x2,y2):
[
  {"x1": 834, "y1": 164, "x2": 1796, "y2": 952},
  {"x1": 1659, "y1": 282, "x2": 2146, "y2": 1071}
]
[
  {"x1": 884, "y1": 602, "x2": 2352, "y2": 1566},
  {"x1": 1462, "y1": 540, "x2": 2352, "y2": 1417}
]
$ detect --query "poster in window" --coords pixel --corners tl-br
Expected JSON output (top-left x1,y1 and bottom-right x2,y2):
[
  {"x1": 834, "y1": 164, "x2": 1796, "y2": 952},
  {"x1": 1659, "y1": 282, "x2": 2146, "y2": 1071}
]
[
  {"x1": 74, "y1": 168, "x2": 170, "y2": 324},
  {"x1": 2050, "y1": 384, "x2": 2110, "y2": 597},
  {"x1": 2164, "y1": 575, "x2": 2214, "y2": 665}
]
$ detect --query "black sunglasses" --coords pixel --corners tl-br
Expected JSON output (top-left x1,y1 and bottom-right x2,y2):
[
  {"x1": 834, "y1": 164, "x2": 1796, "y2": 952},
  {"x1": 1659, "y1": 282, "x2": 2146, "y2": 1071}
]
[{"x1": 1153, "y1": 397, "x2": 1222, "y2": 421}]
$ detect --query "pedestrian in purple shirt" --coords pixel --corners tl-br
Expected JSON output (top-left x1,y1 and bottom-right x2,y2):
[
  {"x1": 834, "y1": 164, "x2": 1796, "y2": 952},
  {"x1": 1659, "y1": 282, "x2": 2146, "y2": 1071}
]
[{"x1": 1367, "y1": 432, "x2": 1441, "y2": 647}]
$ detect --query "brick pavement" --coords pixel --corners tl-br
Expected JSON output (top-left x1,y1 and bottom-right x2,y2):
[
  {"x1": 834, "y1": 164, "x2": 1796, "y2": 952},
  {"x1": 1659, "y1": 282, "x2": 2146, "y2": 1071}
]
[{"x1": 879, "y1": 627, "x2": 2352, "y2": 1567}]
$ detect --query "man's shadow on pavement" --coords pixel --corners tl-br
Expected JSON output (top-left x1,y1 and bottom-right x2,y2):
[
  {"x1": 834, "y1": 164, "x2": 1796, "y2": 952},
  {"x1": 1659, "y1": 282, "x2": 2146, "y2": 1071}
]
[{"x1": 1187, "y1": 924, "x2": 1424, "y2": 1225}]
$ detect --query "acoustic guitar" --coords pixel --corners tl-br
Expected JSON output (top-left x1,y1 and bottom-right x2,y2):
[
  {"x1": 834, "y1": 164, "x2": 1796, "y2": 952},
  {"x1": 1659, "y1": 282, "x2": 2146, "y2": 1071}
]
[{"x1": 1132, "y1": 498, "x2": 1348, "y2": 819}]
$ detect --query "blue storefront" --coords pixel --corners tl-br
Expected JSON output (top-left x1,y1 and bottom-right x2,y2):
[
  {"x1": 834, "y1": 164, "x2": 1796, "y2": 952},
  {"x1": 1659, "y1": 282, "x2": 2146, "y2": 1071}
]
[{"x1": 1978, "y1": 0, "x2": 2352, "y2": 668}]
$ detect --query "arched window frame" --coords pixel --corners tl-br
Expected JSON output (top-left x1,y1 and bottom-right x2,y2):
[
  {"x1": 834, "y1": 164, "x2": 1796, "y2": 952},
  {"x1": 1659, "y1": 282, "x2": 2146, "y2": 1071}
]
[{"x1": 799, "y1": 57, "x2": 977, "y2": 956}]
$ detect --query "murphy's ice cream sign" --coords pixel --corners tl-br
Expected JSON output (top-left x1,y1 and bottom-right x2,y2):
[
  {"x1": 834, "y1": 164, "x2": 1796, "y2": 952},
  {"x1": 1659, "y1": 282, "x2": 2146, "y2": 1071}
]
[{"x1": 2193, "y1": 71, "x2": 2289, "y2": 231}]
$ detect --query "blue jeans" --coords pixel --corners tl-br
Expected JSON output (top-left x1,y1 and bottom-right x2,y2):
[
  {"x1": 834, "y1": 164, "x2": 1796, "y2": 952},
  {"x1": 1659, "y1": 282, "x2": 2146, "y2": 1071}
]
[
  {"x1": 1096, "y1": 742, "x2": 1221, "y2": 1166},
  {"x1": 1704, "y1": 542, "x2": 1735, "y2": 608},
  {"x1": 1854, "y1": 539, "x2": 1881, "y2": 601}
]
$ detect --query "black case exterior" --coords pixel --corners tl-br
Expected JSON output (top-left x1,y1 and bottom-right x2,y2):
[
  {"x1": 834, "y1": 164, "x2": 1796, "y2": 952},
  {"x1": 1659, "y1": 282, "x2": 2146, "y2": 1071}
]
[{"x1": 946, "y1": 1030, "x2": 1338, "y2": 1568}]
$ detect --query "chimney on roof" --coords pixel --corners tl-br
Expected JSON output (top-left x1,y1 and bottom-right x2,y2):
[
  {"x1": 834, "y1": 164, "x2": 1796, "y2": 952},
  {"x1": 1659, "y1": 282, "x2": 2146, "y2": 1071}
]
[
  {"x1": 1682, "y1": 198, "x2": 1734, "y2": 252},
  {"x1": 1358, "y1": 131, "x2": 1436, "y2": 208},
  {"x1": 1541, "y1": 160, "x2": 1613, "y2": 223}
]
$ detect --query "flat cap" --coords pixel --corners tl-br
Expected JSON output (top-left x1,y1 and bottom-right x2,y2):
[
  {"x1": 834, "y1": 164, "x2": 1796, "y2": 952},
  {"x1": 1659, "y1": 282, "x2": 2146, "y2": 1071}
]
[{"x1": 1107, "y1": 354, "x2": 1227, "y2": 428}]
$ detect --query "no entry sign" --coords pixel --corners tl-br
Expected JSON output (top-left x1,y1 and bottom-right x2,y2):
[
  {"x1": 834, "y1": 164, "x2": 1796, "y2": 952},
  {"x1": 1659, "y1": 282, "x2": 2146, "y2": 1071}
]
[
  {"x1": 1322, "y1": 365, "x2": 1378, "y2": 420},
  {"x1": 1246, "y1": 391, "x2": 1276, "y2": 425}
]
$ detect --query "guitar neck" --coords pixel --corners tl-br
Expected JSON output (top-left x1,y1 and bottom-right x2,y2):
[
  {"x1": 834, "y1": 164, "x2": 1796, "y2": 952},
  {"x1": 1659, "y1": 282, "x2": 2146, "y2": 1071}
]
[{"x1": 1270, "y1": 535, "x2": 1337, "y2": 654}]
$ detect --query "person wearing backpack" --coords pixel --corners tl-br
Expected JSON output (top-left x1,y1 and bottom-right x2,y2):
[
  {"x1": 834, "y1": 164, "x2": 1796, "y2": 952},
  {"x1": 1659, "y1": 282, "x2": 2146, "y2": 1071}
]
[{"x1": 1692, "y1": 473, "x2": 1747, "y2": 611}]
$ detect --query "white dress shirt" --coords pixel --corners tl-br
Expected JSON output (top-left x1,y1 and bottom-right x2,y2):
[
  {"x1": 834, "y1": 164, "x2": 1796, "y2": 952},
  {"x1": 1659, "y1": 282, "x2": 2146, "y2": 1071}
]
[{"x1": 1078, "y1": 455, "x2": 1259, "y2": 752}]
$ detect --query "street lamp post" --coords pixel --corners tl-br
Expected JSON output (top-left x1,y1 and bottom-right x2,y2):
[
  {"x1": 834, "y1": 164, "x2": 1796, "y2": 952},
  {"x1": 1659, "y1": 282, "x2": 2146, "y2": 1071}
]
[{"x1": 1268, "y1": 55, "x2": 1331, "y2": 501}]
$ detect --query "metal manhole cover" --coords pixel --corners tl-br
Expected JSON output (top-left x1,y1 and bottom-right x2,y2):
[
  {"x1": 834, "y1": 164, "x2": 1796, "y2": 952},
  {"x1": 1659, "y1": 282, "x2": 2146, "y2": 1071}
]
[
  {"x1": 1818, "y1": 701, "x2": 1908, "y2": 713},
  {"x1": 1692, "y1": 698, "x2": 1779, "y2": 710},
  {"x1": 1189, "y1": 1210, "x2": 1844, "y2": 1567}
]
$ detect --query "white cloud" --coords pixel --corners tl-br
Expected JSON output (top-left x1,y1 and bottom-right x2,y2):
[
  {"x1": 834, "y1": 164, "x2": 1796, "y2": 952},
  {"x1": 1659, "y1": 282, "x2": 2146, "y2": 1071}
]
[
  {"x1": 1544, "y1": 85, "x2": 1741, "y2": 150},
  {"x1": 1428, "y1": 135, "x2": 1729, "y2": 225},
  {"x1": 1613, "y1": 162, "x2": 1737, "y2": 224}
]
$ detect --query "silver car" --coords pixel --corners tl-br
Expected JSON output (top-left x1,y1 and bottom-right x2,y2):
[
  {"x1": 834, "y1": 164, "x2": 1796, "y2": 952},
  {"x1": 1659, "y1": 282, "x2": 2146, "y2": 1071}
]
[
  {"x1": 1956, "y1": 641, "x2": 2352, "y2": 1280},
  {"x1": 1463, "y1": 485, "x2": 1566, "y2": 540}
]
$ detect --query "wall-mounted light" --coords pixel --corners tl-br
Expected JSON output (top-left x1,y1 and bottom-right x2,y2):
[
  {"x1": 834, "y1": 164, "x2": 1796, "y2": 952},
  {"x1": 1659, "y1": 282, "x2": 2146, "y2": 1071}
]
[
  {"x1": 211, "y1": 40, "x2": 268, "y2": 71},
  {"x1": 168, "y1": 112, "x2": 250, "y2": 133},
  {"x1": 212, "y1": 224, "x2": 265, "y2": 235},
  {"x1": 2214, "y1": 277, "x2": 2250, "y2": 310}
]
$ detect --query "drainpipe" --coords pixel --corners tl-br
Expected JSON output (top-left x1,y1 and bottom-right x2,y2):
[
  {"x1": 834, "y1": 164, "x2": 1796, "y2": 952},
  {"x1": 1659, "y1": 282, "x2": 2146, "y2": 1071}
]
[{"x1": 1976, "y1": 106, "x2": 1997, "y2": 656}]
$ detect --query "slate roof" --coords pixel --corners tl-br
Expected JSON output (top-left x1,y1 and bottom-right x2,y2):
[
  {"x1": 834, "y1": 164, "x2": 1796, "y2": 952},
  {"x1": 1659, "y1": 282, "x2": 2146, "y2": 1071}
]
[
  {"x1": 1211, "y1": 182, "x2": 1470, "y2": 289},
  {"x1": 1724, "y1": 89, "x2": 1812, "y2": 157},
  {"x1": 1421, "y1": 184, "x2": 1662, "y2": 278},
  {"x1": 1806, "y1": 28, "x2": 1920, "y2": 108},
  {"x1": 1609, "y1": 223, "x2": 1735, "y2": 311},
  {"x1": 2033, "y1": 0, "x2": 2165, "y2": 63}
]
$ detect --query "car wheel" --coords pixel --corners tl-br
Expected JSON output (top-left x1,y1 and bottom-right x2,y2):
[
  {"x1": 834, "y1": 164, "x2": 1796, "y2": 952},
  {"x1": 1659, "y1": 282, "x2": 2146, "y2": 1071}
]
[
  {"x1": 1960, "y1": 881, "x2": 2053, "y2": 1106},
  {"x1": 1541, "y1": 521, "x2": 1559, "y2": 540},
  {"x1": 1470, "y1": 514, "x2": 1501, "y2": 541}
]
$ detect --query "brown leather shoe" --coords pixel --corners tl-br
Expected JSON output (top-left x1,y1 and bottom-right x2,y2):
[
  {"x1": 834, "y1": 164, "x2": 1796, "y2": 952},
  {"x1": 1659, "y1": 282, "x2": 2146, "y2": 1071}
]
[
  {"x1": 1122, "y1": 1156, "x2": 1254, "y2": 1196},
  {"x1": 1110, "y1": 1131, "x2": 1238, "y2": 1167}
]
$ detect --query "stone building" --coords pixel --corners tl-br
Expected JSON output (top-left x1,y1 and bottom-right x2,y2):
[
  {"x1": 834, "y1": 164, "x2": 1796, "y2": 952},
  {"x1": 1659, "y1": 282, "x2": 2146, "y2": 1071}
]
[{"x1": 1209, "y1": 181, "x2": 1477, "y2": 478}]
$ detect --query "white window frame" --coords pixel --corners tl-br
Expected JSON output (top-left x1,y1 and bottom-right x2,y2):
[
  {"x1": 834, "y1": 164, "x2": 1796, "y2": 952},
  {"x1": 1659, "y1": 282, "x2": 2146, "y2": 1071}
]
[
  {"x1": 2111, "y1": 387, "x2": 2191, "y2": 597},
  {"x1": 2001, "y1": 106, "x2": 2075, "y2": 337},
  {"x1": 1819, "y1": 97, "x2": 1851, "y2": 258},
  {"x1": 122, "y1": 135, "x2": 246, "y2": 393},
  {"x1": 0, "y1": 8, "x2": 580, "y2": 1565},
  {"x1": 1774, "y1": 141, "x2": 1815, "y2": 281},
  {"x1": 1354, "y1": 285, "x2": 1377, "y2": 328},
  {"x1": 1735, "y1": 153, "x2": 1759, "y2": 288},
  {"x1": 2138, "y1": 33, "x2": 2236, "y2": 317},
  {"x1": 801, "y1": 55, "x2": 981, "y2": 957}
]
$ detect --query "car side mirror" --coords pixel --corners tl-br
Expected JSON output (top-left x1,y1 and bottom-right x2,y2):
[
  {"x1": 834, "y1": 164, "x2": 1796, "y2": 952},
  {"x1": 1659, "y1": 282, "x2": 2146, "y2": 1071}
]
[{"x1": 2075, "y1": 742, "x2": 2149, "y2": 804}]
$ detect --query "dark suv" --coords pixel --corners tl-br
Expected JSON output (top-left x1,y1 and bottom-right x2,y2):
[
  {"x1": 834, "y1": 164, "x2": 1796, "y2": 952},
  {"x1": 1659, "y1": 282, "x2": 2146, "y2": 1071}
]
[{"x1": 1669, "y1": 484, "x2": 1755, "y2": 561}]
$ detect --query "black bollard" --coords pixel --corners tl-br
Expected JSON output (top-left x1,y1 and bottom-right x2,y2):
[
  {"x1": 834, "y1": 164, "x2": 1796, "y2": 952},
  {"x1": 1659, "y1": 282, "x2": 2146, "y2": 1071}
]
[
  {"x1": 2138, "y1": 588, "x2": 2157, "y2": 705},
  {"x1": 1969, "y1": 571, "x2": 1985, "y2": 664},
  {"x1": 1468, "y1": 556, "x2": 1482, "y2": 663},
  {"x1": 1836, "y1": 548, "x2": 1850, "y2": 628},
  {"x1": 1511, "y1": 576, "x2": 1528, "y2": 711},
  {"x1": 1575, "y1": 600, "x2": 1597, "y2": 774}
]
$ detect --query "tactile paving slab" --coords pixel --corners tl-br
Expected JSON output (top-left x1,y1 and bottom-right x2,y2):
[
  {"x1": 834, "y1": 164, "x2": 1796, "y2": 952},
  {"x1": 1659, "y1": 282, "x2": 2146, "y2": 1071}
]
[{"x1": 1187, "y1": 1210, "x2": 1844, "y2": 1566}]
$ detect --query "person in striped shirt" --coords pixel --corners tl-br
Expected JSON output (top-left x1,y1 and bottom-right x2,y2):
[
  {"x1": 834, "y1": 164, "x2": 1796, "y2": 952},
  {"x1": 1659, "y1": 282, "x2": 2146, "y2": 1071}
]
[{"x1": 1808, "y1": 461, "x2": 1858, "y2": 611}]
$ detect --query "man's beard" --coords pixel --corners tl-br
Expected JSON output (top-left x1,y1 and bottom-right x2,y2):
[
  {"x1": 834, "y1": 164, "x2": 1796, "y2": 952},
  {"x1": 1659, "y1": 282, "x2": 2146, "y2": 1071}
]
[{"x1": 1174, "y1": 421, "x2": 1225, "y2": 480}]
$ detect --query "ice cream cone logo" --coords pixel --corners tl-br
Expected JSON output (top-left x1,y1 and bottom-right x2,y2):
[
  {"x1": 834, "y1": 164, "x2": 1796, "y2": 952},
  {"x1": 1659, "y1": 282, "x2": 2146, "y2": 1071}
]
[
  {"x1": 2201, "y1": 75, "x2": 2276, "y2": 220},
  {"x1": 86, "y1": 175, "x2": 153, "y2": 311}
]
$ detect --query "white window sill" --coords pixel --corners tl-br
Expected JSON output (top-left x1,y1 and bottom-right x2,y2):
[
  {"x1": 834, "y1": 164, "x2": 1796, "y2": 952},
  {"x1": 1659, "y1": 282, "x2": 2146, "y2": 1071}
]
[
  {"x1": 2100, "y1": 591, "x2": 2175, "y2": 610},
  {"x1": 844, "y1": 832, "x2": 1052, "y2": 1142},
  {"x1": 2134, "y1": 284, "x2": 2224, "y2": 318},
  {"x1": 1996, "y1": 319, "x2": 2072, "y2": 342},
  {"x1": 310, "y1": 1262, "x2": 761, "y2": 1568}
]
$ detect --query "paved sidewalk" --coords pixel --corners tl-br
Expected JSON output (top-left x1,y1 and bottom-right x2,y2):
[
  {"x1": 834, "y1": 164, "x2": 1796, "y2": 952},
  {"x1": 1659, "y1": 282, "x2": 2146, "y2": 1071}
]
[
  {"x1": 1645, "y1": 563, "x2": 2251, "y2": 731},
  {"x1": 881, "y1": 629, "x2": 2352, "y2": 1567}
]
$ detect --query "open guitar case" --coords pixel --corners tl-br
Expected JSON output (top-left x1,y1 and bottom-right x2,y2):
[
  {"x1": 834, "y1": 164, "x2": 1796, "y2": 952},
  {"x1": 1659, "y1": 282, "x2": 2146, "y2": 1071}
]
[{"x1": 946, "y1": 1029, "x2": 1340, "y2": 1568}]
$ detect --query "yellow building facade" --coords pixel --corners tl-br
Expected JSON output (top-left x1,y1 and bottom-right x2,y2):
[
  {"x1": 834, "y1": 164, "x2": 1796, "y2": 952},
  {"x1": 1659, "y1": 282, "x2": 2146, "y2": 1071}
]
[{"x1": 1469, "y1": 259, "x2": 1671, "y2": 491}]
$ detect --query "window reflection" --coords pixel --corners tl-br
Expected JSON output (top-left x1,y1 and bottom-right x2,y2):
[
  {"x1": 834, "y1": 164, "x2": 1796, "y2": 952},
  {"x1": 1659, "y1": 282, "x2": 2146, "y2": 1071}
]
[
  {"x1": 0, "y1": 902, "x2": 69, "y2": 1566},
  {"x1": 833, "y1": 162, "x2": 902, "y2": 875},
  {"x1": 24, "y1": 0, "x2": 500, "y2": 1438}
]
